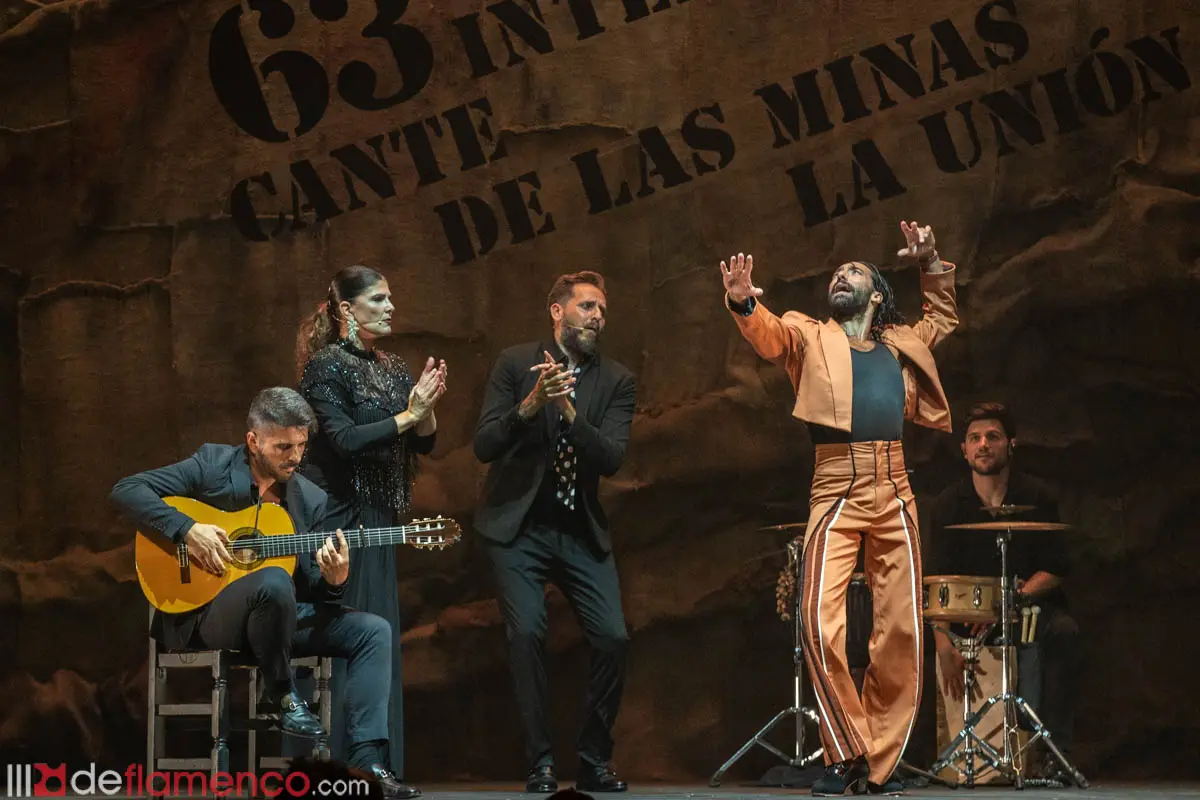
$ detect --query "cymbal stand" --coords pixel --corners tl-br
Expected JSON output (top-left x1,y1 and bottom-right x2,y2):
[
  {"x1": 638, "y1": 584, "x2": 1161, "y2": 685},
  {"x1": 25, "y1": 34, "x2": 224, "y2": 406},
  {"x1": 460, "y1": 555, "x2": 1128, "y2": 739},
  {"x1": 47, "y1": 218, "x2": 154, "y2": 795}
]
[
  {"x1": 931, "y1": 526, "x2": 1089, "y2": 789},
  {"x1": 709, "y1": 542, "x2": 823, "y2": 786}
]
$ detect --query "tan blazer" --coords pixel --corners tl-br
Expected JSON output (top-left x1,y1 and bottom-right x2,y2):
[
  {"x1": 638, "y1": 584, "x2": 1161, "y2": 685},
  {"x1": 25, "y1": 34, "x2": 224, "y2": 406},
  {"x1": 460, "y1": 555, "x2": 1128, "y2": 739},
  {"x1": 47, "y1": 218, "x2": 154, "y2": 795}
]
[{"x1": 729, "y1": 265, "x2": 958, "y2": 433}]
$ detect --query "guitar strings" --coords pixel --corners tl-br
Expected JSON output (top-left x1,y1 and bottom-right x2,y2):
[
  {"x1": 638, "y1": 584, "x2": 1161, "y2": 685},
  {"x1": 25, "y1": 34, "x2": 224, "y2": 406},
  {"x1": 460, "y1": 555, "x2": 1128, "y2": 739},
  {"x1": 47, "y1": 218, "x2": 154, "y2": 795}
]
[{"x1": 227, "y1": 521, "x2": 458, "y2": 557}]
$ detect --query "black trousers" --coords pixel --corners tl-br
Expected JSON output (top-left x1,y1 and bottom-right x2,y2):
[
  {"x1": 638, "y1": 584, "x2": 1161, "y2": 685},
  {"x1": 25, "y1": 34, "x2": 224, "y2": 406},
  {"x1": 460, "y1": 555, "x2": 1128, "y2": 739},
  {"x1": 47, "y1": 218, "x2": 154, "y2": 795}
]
[
  {"x1": 1029, "y1": 606, "x2": 1081, "y2": 752},
  {"x1": 488, "y1": 521, "x2": 629, "y2": 771},
  {"x1": 191, "y1": 567, "x2": 392, "y2": 745}
]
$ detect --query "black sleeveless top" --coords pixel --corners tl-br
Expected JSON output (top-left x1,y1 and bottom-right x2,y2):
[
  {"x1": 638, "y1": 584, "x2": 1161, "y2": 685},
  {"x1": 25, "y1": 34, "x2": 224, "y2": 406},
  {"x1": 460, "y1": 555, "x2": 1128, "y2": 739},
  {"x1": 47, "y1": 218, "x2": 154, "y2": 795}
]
[{"x1": 809, "y1": 344, "x2": 905, "y2": 443}]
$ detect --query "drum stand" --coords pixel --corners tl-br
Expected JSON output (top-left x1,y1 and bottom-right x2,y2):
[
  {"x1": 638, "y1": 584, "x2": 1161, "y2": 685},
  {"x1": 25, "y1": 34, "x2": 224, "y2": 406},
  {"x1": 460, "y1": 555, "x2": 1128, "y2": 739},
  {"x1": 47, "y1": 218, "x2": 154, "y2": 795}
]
[
  {"x1": 929, "y1": 624, "x2": 1001, "y2": 787},
  {"x1": 930, "y1": 527, "x2": 1089, "y2": 789},
  {"x1": 709, "y1": 543, "x2": 823, "y2": 786}
]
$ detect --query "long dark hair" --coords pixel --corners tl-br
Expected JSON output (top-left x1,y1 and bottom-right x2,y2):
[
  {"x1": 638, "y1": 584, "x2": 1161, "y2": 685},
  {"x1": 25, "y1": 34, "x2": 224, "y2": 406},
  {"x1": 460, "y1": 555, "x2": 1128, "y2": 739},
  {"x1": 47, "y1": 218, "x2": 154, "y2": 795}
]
[
  {"x1": 863, "y1": 262, "x2": 905, "y2": 341},
  {"x1": 296, "y1": 265, "x2": 385, "y2": 376}
]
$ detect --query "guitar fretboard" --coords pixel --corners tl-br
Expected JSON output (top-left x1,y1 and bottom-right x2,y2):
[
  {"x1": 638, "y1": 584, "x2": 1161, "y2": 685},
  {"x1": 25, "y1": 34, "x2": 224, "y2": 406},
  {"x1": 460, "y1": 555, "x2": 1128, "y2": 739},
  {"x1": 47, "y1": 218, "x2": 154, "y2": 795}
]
[{"x1": 228, "y1": 524, "x2": 451, "y2": 558}]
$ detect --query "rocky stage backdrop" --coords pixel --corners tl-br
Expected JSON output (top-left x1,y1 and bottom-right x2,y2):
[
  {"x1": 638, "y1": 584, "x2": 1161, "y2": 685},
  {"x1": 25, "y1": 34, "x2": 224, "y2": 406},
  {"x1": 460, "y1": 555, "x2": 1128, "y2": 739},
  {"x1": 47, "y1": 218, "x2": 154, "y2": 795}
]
[{"x1": 2, "y1": 0, "x2": 1199, "y2": 785}]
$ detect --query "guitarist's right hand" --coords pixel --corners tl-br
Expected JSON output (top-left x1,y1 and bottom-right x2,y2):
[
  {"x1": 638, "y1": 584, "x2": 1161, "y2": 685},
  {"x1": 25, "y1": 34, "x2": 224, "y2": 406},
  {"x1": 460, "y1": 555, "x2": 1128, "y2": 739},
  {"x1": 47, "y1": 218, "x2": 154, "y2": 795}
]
[{"x1": 186, "y1": 523, "x2": 234, "y2": 576}]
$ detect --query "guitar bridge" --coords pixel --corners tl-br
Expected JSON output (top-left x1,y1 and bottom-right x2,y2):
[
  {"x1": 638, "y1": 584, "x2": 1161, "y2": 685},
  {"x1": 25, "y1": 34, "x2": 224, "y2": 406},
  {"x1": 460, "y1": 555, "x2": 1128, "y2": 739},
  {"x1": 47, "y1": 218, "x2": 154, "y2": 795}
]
[{"x1": 176, "y1": 544, "x2": 192, "y2": 585}]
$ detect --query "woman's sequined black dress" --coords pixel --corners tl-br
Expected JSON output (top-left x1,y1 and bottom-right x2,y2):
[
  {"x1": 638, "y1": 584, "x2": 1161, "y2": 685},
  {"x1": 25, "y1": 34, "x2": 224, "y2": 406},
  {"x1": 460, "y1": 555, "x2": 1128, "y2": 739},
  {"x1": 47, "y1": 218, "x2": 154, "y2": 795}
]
[{"x1": 298, "y1": 339, "x2": 435, "y2": 776}]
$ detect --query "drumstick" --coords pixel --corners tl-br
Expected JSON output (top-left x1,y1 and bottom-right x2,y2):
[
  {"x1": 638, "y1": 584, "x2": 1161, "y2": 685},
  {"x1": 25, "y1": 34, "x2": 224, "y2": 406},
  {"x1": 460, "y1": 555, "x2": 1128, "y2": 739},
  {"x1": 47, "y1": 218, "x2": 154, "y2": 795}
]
[
  {"x1": 1021, "y1": 606, "x2": 1031, "y2": 643},
  {"x1": 1029, "y1": 606, "x2": 1041, "y2": 642}
]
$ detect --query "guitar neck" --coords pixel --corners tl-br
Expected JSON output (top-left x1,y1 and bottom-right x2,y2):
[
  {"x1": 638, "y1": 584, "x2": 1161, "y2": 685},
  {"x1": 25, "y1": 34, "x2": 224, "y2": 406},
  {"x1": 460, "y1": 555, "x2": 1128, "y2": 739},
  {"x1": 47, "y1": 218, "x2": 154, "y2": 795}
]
[{"x1": 240, "y1": 524, "x2": 447, "y2": 558}]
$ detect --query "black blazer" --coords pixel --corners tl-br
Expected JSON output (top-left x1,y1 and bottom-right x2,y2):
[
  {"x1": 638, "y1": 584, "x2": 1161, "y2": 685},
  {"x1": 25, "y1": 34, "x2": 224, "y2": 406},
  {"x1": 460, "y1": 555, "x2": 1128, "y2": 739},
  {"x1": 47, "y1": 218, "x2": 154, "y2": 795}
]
[
  {"x1": 473, "y1": 340, "x2": 636, "y2": 553},
  {"x1": 110, "y1": 443, "x2": 345, "y2": 649}
]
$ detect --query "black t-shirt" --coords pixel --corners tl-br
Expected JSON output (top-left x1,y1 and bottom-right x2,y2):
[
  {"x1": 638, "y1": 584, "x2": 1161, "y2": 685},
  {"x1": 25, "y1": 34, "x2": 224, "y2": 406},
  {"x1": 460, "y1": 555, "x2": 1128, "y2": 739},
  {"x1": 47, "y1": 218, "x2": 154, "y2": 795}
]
[{"x1": 925, "y1": 471, "x2": 1071, "y2": 610}]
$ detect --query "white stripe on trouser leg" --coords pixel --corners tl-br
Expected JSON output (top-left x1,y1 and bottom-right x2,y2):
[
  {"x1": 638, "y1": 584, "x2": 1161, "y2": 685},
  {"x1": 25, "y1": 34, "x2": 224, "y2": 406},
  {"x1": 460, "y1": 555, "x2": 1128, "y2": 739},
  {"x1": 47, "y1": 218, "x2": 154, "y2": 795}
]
[
  {"x1": 894, "y1": 499, "x2": 921, "y2": 769},
  {"x1": 814, "y1": 499, "x2": 847, "y2": 762},
  {"x1": 816, "y1": 499, "x2": 846, "y2": 673},
  {"x1": 812, "y1": 689, "x2": 846, "y2": 762}
]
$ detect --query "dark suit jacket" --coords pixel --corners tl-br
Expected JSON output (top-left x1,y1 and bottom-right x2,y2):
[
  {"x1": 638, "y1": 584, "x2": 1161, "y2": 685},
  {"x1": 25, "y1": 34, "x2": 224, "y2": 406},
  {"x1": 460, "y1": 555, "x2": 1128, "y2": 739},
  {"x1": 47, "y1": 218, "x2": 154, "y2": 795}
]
[
  {"x1": 110, "y1": 443, "x2": 345, "y2": 649},
  {"x1": 473, "y1": 340, "x2": 636, "y2": 553}
]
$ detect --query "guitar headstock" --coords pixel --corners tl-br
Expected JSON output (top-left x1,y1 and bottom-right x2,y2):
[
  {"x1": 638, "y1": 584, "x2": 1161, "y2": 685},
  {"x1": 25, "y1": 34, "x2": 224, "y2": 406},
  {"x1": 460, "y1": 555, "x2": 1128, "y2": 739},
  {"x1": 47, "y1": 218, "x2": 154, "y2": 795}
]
[{"x1": 407, "y1": 516, "x2": 463, "y2": 550}]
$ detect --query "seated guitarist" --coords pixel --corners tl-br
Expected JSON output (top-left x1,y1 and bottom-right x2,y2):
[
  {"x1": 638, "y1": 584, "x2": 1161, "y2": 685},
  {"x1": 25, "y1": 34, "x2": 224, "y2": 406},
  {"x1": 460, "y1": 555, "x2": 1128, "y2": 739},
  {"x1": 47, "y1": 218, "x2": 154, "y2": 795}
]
[{"x1": 110, "y1": 387, "x2": 417, "y2": 799}]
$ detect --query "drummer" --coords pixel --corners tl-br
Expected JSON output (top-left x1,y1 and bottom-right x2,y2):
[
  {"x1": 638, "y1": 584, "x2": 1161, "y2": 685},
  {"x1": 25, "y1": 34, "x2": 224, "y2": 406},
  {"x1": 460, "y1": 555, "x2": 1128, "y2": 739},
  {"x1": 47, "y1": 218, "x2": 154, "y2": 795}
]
[{"x1": 924, "y1": 402, "x2": 1080, "y2": 769}]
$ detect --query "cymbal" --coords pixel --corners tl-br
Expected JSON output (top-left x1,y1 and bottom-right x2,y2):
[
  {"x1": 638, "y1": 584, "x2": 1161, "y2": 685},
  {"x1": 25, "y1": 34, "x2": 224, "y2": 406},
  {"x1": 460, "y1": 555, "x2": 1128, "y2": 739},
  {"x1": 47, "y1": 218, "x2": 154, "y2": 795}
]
[
  {"x1": 757, "y1": 521, "x2": 809, "y2": 532},
  {"x1": 980, "y1": 504, "x2": 1037, "y2": 515},
  {"x1": 945, "y1": 521, "x2": 1071, "y2": 532}
]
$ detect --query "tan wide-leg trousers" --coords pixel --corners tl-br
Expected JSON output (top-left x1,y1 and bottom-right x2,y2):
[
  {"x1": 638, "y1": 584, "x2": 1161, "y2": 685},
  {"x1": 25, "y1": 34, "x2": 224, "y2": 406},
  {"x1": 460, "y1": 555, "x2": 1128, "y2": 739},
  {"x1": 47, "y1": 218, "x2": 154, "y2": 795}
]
[{"x1": 800, "y1": 441, "x2": 923, "y2": 785}]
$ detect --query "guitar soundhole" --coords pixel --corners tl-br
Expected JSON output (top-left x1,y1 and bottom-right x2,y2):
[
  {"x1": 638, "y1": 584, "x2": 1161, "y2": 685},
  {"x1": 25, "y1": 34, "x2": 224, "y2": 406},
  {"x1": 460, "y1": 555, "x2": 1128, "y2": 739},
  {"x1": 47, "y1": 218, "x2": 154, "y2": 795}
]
[{"x1": 230, "y1": 527, "x2": 263, "y2": 566}]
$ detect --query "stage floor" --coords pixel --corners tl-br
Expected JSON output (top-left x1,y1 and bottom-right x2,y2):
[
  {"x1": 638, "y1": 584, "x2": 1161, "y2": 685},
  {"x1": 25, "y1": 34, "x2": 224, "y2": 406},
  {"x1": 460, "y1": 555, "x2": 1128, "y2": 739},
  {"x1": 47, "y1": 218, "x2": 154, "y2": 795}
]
[
  {"x1": 105, "y1": 781, "x2": 1200, "y2": 799},
  {"x1": 347, "y1": 783, "x2": 1199, "y2": 800}
]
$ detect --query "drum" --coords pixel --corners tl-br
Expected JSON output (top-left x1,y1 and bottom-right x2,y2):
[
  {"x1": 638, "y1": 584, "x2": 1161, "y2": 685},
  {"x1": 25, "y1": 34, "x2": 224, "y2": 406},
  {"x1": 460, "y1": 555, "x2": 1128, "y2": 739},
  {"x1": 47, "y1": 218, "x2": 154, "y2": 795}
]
[
  {"x1": 934, "y1": 645, "x2": 1031, "y2": 783},
  {"x1": 922, "y1": 575, "x2": 1001, "y2": 623}
]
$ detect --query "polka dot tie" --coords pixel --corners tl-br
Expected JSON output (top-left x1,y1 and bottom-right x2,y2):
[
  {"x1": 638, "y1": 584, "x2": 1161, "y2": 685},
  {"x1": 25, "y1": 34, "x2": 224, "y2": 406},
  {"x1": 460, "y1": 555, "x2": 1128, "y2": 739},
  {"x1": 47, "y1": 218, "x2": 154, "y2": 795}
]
[{"x1": 554, "y1": 366, "x2": 583, "y2": 510}]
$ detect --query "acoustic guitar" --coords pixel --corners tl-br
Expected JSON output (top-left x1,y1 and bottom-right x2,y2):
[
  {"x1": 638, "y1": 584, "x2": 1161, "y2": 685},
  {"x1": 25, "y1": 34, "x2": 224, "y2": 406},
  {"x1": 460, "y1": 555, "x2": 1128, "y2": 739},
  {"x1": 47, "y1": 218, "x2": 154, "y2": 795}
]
[{"x1": 135, "y1": 496, "x2": 461, "y2": 613}]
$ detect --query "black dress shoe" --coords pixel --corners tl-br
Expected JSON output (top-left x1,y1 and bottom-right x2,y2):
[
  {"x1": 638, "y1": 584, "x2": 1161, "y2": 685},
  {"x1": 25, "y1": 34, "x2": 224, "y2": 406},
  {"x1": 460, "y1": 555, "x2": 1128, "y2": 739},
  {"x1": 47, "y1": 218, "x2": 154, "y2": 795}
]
[
  {"x1": 525, "y1": 766, "x2": 557, "y2": 793},
  {"x1": 366, "y1": 765, "x2": 421, "y2": 799},
  {"x1": 576, "y1": 765, "x2": 627, "y2": 793},
  {"x1": 262, "y1": 691, "x2": 325, "y2": 738},
  {"x1": 866, "y1": 776, "x2": 904, "y2": 795},
  {"x1": 811, "y1": 756, "x2": 868, "y2": 796}
]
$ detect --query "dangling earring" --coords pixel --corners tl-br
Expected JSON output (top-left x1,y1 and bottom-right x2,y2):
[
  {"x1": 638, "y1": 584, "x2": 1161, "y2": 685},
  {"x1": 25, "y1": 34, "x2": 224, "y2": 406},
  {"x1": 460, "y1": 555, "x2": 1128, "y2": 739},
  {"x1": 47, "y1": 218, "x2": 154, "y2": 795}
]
[{"x1": 345, "y1": 315, "x2": 360, "y2": 346}]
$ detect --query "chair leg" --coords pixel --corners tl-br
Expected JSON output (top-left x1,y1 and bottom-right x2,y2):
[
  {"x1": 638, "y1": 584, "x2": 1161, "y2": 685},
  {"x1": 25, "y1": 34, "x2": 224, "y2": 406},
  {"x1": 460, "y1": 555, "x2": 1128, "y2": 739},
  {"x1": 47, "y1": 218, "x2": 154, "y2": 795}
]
[
  {"x1": 315, "y1": 657, "x2": 332, "y2": 761},
  {"x1": 248, "y1": 667, "x2": 259, "y2": 775},
  {"x1": 146, "y1": 637, "x2": 157, "y2": 784},
  {"x1": 212, "y1": 652, "x2": 230, "y2": 783}
]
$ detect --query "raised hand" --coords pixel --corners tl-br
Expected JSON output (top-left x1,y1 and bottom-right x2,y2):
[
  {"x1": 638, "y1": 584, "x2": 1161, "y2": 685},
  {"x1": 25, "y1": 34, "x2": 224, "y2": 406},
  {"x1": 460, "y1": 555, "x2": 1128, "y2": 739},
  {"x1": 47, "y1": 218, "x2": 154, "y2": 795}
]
[
  {"x1": 316, "y1": 529, "x2": 350, "y2": 586},
  {"x1": 408, "y1": 356, "x2": 447, "y2": 420},
  {"x1": 520, "y1": 351, "x2": 575, "y2": 419},
  {"x1": 720, "y1": 253, "x2": 764, "y2": 304},
  {"x1": 185, "y1": 523, "x2": 234, "y2": 577},
  {"x1": 428, "y1": 358, "x2": 448, "y2": 402},
  {"x1": 897, "y1": 220, "x2": 938, "y2": 263}
]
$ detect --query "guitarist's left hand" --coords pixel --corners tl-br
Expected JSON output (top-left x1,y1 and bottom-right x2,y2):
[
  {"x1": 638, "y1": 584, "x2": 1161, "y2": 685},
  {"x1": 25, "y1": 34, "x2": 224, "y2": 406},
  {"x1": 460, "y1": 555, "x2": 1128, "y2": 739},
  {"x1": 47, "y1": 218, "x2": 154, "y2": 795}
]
[{"x1": 317, "y1": 530, "x2": 350, "y2": 586}]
